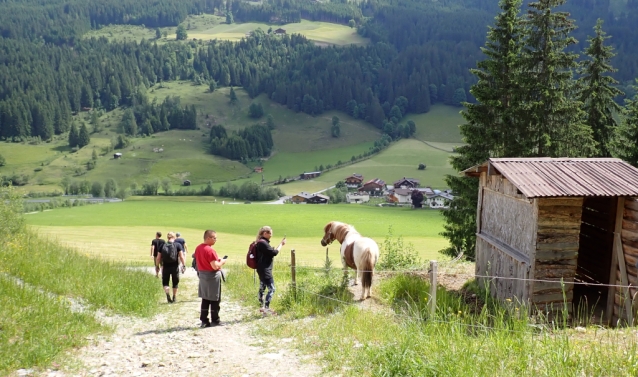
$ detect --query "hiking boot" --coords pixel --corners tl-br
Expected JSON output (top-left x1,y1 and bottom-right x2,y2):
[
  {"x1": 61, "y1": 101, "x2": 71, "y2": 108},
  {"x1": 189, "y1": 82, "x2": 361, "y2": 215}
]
[
  {"x1": 166, "y1": 293, "x2": 173, "y2": 303},
  {"x1": 211, "y1": 320, "x2": 222, "y2": 326},
  {"x1": 200, "y1": 322, "x2": 211, "y2": 328},
  {"x1": 172, "y1": 295, "x2": 176, "y2": 303}
]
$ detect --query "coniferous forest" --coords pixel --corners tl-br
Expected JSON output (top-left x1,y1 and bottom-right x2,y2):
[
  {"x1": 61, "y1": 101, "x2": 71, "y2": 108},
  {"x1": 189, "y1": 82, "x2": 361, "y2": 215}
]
[
  {"x1": 3, "y1": 0, "x2": 638, "y2": 258},
  {"x1": 2, "y1": 0, "x2": 638, "y2": 143}
]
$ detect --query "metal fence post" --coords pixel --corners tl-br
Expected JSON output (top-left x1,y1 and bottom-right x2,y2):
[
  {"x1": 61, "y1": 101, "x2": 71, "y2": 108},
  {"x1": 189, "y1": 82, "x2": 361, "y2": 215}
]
[{"x1": 430, "y1": 260, "x2": 437, "y2": 319}]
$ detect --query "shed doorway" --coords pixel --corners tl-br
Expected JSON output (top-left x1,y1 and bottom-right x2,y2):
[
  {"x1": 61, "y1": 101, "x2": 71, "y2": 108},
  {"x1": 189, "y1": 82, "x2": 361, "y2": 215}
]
[{"x1": 574, "y1": 197, "x2": 618, "y2": 322}]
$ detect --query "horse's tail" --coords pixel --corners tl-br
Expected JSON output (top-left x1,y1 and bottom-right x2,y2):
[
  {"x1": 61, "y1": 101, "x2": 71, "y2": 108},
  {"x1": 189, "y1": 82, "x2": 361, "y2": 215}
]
[{"x1": 361, "y1": 247, "x2": 374, "y2": 291}]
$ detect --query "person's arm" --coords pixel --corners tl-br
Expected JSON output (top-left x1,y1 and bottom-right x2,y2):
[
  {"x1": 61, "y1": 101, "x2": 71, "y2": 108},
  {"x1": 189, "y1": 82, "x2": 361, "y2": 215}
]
[
  {"x1": 150, "y1": 243, "x2": 154, "y2": 257},
  {"x1": 178, "y1": 245, "x2": 185, "y2": 266},
  {"x1": 155, "y1": 253, "x2": 162, "y2": 269},
  {"x1": 210, "y1": 256, "x2": 227, "y2": 271}
]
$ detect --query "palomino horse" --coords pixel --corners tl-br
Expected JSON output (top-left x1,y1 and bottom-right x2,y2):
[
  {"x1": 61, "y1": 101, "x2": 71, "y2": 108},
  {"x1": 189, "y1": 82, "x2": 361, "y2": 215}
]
[{"x1": 321, "y1": 221, "x2": 379, "y2": 300}]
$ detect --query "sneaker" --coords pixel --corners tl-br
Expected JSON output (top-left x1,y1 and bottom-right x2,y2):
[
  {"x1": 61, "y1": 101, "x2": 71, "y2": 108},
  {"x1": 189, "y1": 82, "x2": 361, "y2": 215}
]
[
  {"x1": 200, "y1": 322, "x2": 211, "y2": 328},
  {"x1": 211, "y1": 320, "x2": 222, "y2": 326},
  {"x1": 172, "y1": 295, "x2": 176, "y2": 303},
  {"x1": 166, "y1": 293, "x2": 173, "y2": 303}
]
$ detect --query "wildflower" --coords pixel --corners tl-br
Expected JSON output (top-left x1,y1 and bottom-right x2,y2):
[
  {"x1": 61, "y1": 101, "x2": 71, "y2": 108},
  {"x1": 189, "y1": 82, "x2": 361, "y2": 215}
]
[{"x1": 506, "y1": 298, "x2": 512, "y2": 302}]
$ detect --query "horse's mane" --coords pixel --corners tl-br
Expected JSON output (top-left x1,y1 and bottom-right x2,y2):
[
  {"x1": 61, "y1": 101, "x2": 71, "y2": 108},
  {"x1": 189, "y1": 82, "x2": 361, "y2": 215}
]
[{"x1": 327, "y1": 221, "x2": 359, "y2": 244}]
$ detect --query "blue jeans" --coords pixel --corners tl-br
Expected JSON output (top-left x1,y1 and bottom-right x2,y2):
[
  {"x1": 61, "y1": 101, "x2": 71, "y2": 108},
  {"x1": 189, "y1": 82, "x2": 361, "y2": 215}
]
[{"x1": 258, "y1": 277, "x2": 275, "y2": 308}]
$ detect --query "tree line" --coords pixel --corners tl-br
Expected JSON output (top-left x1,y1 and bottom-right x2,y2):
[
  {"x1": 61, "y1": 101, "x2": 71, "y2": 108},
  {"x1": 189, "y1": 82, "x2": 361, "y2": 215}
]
[
  {"x1": 442, "y1": 0, "x2": 638, "y2": 261},
  {"x1": 209, "y1": 123, "x2": 274, "y2": 161}
]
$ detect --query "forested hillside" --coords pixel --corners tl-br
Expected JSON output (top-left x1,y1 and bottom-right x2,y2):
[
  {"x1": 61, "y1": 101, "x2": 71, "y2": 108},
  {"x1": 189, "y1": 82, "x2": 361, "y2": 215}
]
[{"x1": 1, "y1": 0, "x2": 638, "y2": 143}]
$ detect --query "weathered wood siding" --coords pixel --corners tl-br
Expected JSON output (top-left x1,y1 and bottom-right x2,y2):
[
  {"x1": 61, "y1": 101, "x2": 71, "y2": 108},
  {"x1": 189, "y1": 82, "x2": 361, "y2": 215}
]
[
  {"x1": 614, "y1": 197, "x2": 638, "y2": 323},
  {"x1": 476, "y1": 236, "x2": 530, "y2": 303},
  {"x1": 531, "y1": 197, "x2": 583, "y2": 312},
  {"x1": 481, "y1": 188, "x2": 536, "y2": 259},
  {"x1": 476, "y1": 173, "x2": 535, "y2": 305}
]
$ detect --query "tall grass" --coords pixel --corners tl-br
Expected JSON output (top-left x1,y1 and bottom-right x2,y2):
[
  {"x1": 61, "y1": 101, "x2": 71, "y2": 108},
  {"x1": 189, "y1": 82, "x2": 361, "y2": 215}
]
[
  {"x1": 1, "y1": 231, "x2": 161, "y2": 316},
  {"x1": 254, "y1": 273, "x2": 638, "y2": 376},
  {"x1": 0, "y1": 187, "x2": 161, "y2": 373},
  {"x1": 0, "y1": 275, "x2": 103, "y2": 373}
]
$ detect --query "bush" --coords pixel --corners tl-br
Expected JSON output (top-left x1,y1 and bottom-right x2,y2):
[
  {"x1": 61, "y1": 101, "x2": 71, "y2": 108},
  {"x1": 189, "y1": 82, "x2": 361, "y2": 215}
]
[{"x1": 378, "y1": 226, "x2": 421, "y2": 271}]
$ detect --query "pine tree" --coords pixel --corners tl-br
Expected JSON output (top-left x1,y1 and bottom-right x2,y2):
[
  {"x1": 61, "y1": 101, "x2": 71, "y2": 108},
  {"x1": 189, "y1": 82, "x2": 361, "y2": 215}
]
[
  {"x1": 519, "y1": 0, "x2": 595, "y2": 158},
  {"x1": 68, "y1": 122, "x2": 79, "y2": 147},
  {"x1": 613, "y1": 81, "x2": 638, "y2": 167},
  {"x1": 578, "y1": 19, "x2": 624, "y2": 157},
  {"x1": 442, "y1": 0, "x2": 525, "y2": 259},
  {"x1": 77, "y1": 124, "x2": 90, "y2": 148},
  {"x1": 229, "y1": 87, "x2": 238, "y2": 105}
]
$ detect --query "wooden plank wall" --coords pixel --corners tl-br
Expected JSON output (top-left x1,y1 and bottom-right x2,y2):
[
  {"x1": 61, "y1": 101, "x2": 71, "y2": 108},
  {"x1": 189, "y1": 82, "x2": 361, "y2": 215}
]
[
  {"x1": 476, "y1": 237, "x2": 529, "y2": 303},
  {"x1": 531, "y1": 197, "x2": 583, "y2": 313},
  {"x1": 614, "y1": 197, "x2": 638, "y2": 323},
  {"x1": 480, "y1": 188, "x2": 536, "y2": 259}
]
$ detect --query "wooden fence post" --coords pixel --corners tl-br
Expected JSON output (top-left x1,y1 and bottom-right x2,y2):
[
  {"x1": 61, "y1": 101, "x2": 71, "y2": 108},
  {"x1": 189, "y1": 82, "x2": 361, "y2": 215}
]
[
  {"x1": 291, "y1": 249, "x2": 297, "y2": 297},
  {"x1": 430, "y1": 260, "x2": 437, "y2": 319}
]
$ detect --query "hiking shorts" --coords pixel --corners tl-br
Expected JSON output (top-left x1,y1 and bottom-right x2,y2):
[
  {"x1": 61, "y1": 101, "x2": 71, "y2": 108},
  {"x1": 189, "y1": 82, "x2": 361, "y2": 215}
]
[{"x1": 162, "y1": 264, "x2": 180, "y2": 288}]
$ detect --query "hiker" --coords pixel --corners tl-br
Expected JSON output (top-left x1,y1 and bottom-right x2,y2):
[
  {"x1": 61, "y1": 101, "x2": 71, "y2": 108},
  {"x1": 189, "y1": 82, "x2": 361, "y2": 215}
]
[
  {"x1": 255, "y1": 226, "x2": 286, "y2": 312},
  {"x1": 175, "y1": 232, "x2": 188, "y2": 266},
  {"x1": 150, "y1": 231, "x2": 165, "y2": 278},
  {"x1": 156, "y1": 231, "x2": 185, "y2": 303},
  {"x1": 194, "y1": 229, "x2": 227, "y2": 328}
]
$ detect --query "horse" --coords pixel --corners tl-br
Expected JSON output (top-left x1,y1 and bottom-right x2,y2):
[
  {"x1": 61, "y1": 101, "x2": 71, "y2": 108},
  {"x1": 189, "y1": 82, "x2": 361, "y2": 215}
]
[{"x1": 320, "y1": 221, "x2": 380, "y2": 300}]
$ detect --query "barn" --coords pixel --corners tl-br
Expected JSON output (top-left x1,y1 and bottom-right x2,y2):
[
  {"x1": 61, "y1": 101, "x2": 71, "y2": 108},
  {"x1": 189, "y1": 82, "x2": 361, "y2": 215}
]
[{"x1": 464, "y1": 158, "x2": 638, "y2": 325}]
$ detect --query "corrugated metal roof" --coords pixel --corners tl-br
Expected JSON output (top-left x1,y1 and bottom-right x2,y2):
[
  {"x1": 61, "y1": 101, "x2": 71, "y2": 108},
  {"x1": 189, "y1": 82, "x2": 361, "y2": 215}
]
[{"x1": 485, "y1": 158, "x2": 638, "y2": 198}]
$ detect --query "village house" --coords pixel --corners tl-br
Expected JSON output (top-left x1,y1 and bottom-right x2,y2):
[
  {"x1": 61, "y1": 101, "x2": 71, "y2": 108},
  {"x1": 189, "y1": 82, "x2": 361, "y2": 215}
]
[
  {"x1": 393, "y1": 177, "x2": 420, "y2": 189},
  {"x1": 274, "y1": 28, "x2": 286, "y2": 35},
  {"x1": 346, "y1": 192, "x2": 370, "y2": 204},
  {"x1": 386, "y1": 188, "x2": 412, "y2": 204},
  {"x1": 291, "y1": 192, "x2": 329, "y2": 204},
  {"x1": 465, "y1": 157, "x2": 638, "y2": 325},
  {"x1": 358, "y1": 178, "x2": 386, "y2": 197},
  {"x1": 344, "y1": 173, "x2": 364, "y2": 188},
  {"x1": 254, "y1": 167, "x2": 263, "y2": 173}
]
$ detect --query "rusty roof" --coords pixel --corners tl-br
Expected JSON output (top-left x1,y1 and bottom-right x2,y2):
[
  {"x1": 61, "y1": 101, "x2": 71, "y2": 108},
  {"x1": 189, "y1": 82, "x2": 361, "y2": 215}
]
[{"x1": 465, "y1": 158, "x2": 638, "y2": 198}]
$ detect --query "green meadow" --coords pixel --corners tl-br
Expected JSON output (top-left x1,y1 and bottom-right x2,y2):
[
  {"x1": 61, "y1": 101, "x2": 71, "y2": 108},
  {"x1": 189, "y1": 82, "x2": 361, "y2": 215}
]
[
  {"x1": 84, "y1": 15, "x2": 369, "y2": 46},
  {"x1": 26, "y1": 200, "x2": 449, "y2": 265},
  {"x1": 2, "y1": 83, "x2": 463, "y2": 195}
]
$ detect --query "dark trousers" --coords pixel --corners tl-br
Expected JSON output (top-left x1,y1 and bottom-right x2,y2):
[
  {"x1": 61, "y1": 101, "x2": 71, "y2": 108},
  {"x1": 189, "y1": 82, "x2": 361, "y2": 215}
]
[{"x1": 200, "y1": 299, "x2": 220, "y2": 323}]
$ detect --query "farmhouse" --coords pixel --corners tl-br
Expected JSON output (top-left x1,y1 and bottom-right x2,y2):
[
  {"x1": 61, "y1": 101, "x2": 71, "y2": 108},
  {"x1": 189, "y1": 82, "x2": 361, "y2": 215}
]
[
  {"x1": 386, "y1": 188, "x2": 412, "y2": 204},
  {"x1": 465, "y1": 158, "x2": 638, "y2": 325},
  {"x1": 393, "y1": 177, "x2": 420, "y2": 189},
  {"x1": 307, "y1": 193, "x2": 329, "y2": 204},
  {"x1": 346, "y1": 192, "x2": 370, "y2": 204},
  {"x1": 359, "y1": 178, "x2": 386, "y2": 197},
  {"x1": 274, "y1": 28, "x2": 286, "y2": 35},
  {"x1": 300, "y1": 171, "x2": 321, "y2": 180},
  {"x1": 291, "y1": 192, "x2": 313, "y2": 204},
  {"x1": 344, "y1": 173, "x2": 364, "y2": 188},
  {"x1": 254, "y1": 167, "x2": 263, "y2": 173}
]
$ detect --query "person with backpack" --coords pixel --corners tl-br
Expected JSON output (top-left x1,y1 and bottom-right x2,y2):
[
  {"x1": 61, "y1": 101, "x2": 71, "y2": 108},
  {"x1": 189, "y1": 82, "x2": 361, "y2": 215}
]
[
  {"x1": 194, "y1": 229, "x2": 227, "y2": 327},
  {"x1": 255, "y1": 226, "x2": 286, "y2": 312},
  {"x1": 155, "y1": 231, "x2": 185, "y2": 303},
  {"x1": 150, "y1": 231, "x2": 165, "y2": 278}
]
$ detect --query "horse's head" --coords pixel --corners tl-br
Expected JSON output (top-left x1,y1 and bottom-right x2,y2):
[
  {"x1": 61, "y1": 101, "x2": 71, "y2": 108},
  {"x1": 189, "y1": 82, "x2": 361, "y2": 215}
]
[{"x1": 321, "y1": 221, "x2": 348, "y2": 246}]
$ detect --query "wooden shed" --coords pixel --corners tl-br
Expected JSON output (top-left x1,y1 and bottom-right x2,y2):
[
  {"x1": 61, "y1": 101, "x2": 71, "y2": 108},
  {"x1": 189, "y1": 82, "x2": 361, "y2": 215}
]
[{"x1": 464, "y1": 158, "x2": 638, "y2": 325}]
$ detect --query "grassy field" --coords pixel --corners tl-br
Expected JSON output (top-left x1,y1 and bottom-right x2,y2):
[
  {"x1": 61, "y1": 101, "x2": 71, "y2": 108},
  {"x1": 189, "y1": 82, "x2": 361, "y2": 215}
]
[
  {"x1": 3, "y1": 84, "x2": 463, "y2": 195},
  {"x1": 26, "y1": 200, "x2": 449, "y2": 265},
  {"x1": 84, "y1": 15, "x2": 368, "y2": 46},
  {"x1": 404, "y1": 104, "x2": 464, "y2": 144}
]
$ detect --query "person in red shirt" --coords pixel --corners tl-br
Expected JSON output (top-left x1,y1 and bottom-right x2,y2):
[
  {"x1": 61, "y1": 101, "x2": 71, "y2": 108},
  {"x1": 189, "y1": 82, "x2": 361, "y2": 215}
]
[{"x1": 194, "y1": 229, "x2": 227, "y2": 328}]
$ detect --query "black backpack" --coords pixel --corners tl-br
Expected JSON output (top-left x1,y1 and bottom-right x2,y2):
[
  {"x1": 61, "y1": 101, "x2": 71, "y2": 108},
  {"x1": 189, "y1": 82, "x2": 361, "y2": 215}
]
[{"x1": 161, "y1": 242, "x2": 179, "y2": 264}]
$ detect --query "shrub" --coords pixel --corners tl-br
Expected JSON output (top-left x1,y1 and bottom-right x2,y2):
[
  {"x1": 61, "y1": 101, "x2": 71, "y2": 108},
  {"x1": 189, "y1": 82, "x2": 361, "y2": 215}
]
[{"x1": 378, "y1": 226, "x2": 421, "y2": 271}]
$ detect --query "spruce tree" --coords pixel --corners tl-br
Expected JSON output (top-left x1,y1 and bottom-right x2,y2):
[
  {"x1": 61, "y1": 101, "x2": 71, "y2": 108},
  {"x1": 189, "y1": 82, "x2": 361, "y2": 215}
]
[
  {"x1": 78, "y1": 124, "x2": 90, "y2": 148},
  {"x1": 229, "y1": 87, "x2": 238, "y2": 104},
  {"x1": 519, "y1": 0, "x2": 595, "y2": 158},
  {"x1": 68, "y1": 122, "x2": 79, "y2": 148},
  {"x1": 442, "y1": 0, "x2": 525, "y2": 259},
  {"x1": 578, "y1": 19, "x2": 624, "y2": 157},
  {"x1": 613, "y1": 81, "x2": 638, "y2": 167}
]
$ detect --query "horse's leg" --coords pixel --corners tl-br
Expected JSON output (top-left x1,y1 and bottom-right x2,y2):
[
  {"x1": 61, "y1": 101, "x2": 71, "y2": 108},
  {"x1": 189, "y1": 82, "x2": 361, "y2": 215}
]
[{"x1": 354, "y1": 268, "x2": 359, "y2": 286}]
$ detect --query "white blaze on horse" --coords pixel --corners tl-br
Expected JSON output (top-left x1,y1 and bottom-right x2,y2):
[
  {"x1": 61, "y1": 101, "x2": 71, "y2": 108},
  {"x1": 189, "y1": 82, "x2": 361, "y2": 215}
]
[{"x1": 321, "y1": 221, "x2": 380, "y2": 300}]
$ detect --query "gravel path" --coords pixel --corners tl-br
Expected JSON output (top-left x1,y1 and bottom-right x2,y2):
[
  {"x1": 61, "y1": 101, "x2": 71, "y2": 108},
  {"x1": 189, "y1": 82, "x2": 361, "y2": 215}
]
[{"x1": 26, "y1": 269, "x2": 321, "y2": 377}]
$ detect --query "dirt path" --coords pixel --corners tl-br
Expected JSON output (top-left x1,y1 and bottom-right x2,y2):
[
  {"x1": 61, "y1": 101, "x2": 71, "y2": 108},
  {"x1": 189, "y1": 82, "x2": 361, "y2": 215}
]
[{"x1": 29, "y1": 269, "x2": 321, "y2": 377}]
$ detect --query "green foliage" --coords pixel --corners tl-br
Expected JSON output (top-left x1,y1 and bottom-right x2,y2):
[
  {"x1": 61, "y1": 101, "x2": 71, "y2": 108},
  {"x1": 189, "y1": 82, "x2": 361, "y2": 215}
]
[
  {"x1": 266, "y1": 114, "x2": 275, "y2": 130},
  {"x1": 418, "y1": 163, "x2": 426, "y2": 170},
  {"x1": 226, "y1": 11, "x2": 234, "y2": 25},
  {"x1": 229, "y1": 87, "x2": 238, "y2": 104},
  {"x1": 77, "y1": 124, "x2": 90, "y2": 148},
  {"x1": 248, "y1": 102, "x2": 264, "y2": 118},
  {"x1": 68, "y1": 122, "x2": 79, "y2": 148},
  {"x1": 209, "y1": 124, "x2": 274, "y2": 161},
  {"x1": 119, "y1": 109, "x2": 138, "y2": 136},
  {"x1": 578, "y1": 19, "x2": 624, "y2": 157},
  {"x1": 208, "y1": 79, "x2": 217, "y2": 93},
  {"x1": 378, "y1": 226, "x2": 421, "y2": 270},
  {"x1": 112, "y1": 134, "x2": 130, "y2": 149},
  {"x1": 104, "y1": 178, "x2": 118, "y2": 198},
  {"x1": 176, "y1": 24, "x2": 188, "y2": 40},
  {"x1": 0, "y1": 153, "x2": 5, "y2": 166},
  {"x1": 613, "y1": 81, "x2": 638, "y2": 167}
]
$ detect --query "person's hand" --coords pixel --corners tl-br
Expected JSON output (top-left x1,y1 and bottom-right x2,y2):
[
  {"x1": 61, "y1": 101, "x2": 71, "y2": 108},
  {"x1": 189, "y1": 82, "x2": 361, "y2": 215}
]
[
  {"x1": 180, "y1": 265, "x2": 186, "y2": 274},
  {"x1": 280, "y1": 238, "x2": 286, "y2": 246}
]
